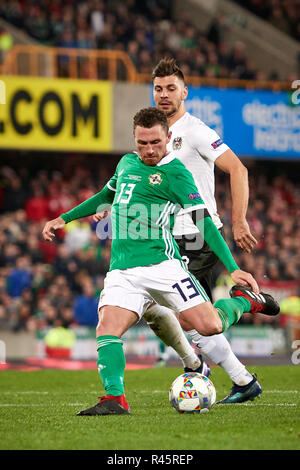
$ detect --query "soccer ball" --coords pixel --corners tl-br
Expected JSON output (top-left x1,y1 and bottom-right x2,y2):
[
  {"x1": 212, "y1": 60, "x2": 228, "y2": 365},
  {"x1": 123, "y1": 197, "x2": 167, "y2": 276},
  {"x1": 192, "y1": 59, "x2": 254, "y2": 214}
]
[{"x1": 169, "y1": 372, "x2": 216, "y2": 414}]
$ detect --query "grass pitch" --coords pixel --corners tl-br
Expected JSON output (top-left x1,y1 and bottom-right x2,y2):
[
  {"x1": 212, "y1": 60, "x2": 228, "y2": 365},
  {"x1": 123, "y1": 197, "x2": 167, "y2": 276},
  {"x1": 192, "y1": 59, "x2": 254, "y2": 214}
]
[{"x1": 0, "y1": 365, "x2": 299, "y2": 450}]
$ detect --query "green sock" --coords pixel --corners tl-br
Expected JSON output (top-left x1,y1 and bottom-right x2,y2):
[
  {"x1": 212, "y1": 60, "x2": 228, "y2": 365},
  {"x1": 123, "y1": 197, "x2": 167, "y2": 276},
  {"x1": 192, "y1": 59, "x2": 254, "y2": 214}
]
[
  {"x1": 96, "y1": 335, "x2": 126, "y2": 396},
  {"x1": 214, "y1": 297, "x2": 251, "y2": 332}
]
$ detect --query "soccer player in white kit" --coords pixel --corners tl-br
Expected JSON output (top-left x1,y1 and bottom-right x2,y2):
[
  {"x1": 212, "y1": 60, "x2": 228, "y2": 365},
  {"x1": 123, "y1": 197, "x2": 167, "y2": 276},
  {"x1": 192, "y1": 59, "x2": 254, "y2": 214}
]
[{"x1": 144, "y1": 58, "x2": 262, "y2": 404}]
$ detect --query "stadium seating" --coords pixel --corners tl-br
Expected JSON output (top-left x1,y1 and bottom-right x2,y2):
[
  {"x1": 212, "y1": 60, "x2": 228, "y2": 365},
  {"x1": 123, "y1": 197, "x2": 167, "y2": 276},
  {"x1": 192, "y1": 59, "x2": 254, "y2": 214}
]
[
  {"x1": 233, "y1": 0, "x2": 300, "y2": 42},
  {"x1": 0, "y1": 0, "x2": 292, "y2": 80}
]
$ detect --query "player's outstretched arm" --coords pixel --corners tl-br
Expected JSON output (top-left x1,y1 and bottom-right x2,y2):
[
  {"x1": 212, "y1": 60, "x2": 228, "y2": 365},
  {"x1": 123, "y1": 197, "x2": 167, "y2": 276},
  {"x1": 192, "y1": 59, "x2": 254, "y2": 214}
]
[
  {"x1": 195, "y1": 215, "x2": 259, "y2": 293},
  {"x1": 93, "y1": 210, "x2": 109, "y2": 222},
  {"x1": 42, "y1": 217, "x2": 66, "y2": 242},
  {"x1": 215, "y1": 149, "x2": 257, "y2": 253},
  {"x1": 230, "y1": 269, "x2": 259, "y2": 293},
  {"x1": 59, "y1": 186, "x2": 114, "y2": 224},
  {"x1": 42, "y1": 185, "x2": 114, "y2": 242}
]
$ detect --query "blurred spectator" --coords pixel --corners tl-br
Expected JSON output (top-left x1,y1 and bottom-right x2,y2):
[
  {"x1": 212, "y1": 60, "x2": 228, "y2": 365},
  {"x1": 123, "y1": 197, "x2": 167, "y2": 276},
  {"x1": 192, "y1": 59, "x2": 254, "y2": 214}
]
[
  {"x1": 25, "y1": 187, "x2": 49, "y2": 222},
  {"x1": 2, "y1": 174, "x2": 28, "y2": 212},
  {"x1": 0, "y1": 26, "x2": 13, "y2": 64},
  {"x1": 73, "y1": 277, "x2": 98, "y2": 326},
  {"x1": 269, "y1": 6, "x2": 291, "y2": 35},
  {"x1": 13, "y1": 301, "x2": 32, "y2": 331},
  {"x1": 39, "y1": 237, "x2": 58, "y2": 264},
  {"x1": 0, "y1": 304, "x2": 12, "y2": 329},
  {"x1": 0, "y1": 0, "x2": 23, "y2": 29},
  {"x1": 26, "y1": 234, "x2": 45, "y2": 263},
  {"x1": 64, "y1": 220, "x2": 92, "y2": 252},
  {"x1": 44, "y1": 324, "x2": 76, "y2": 357},
  {"x1": 88, "y1": 0, "x2": 105, "y2": 47},
  {"x1": 53, "y1": 244, "x2": 79, "y2": 287},
  {"x1": 228, "y1": 41, "x2": 247, "y2": 77},
  {"x1": 23, "y1": 5, "x2": 52, "y2": 43},
  {"x1": 48, "y1": 10, "x2": 64, "y2": 45},
  {"x1": 206, "y1": 14, "x2": 227, "y2": 47},
  {"x1": 7, "y1": 255, "x2": 32, "y2": 297}
]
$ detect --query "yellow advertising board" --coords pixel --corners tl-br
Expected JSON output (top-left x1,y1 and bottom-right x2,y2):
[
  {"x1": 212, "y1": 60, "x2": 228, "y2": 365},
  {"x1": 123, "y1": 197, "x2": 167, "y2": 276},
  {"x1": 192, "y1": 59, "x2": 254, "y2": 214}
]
[{"x1": 0, "y1": 76, "x2": 112, "y2": 152}]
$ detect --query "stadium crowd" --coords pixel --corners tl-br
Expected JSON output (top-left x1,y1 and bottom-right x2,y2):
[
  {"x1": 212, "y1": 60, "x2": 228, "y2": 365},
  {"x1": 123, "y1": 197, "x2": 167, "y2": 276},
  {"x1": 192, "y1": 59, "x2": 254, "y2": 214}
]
[
  {"x1": 0, "y1": 0, "x2": 293, "y2": 81},
  {"x1": 233, "y1": 0, "x2": 300, "y2": 42},
  {"x1": 0, "y1": 156, "x2": 299, "y2": 332}
]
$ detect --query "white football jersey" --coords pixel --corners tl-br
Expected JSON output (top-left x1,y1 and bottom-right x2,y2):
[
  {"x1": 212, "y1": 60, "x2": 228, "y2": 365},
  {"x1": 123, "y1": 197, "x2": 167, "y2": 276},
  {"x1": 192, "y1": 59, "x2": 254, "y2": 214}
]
[{"x1": 169, "y1": 112, "x2": 229, "y2": 235}]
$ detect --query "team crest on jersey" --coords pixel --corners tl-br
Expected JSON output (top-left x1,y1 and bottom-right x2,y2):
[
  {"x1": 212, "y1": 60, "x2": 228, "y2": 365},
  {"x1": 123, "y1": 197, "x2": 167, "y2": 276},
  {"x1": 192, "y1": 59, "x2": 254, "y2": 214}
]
[
  {"x1": 149, "y1": 173, "x2": 163, "y2": 185},
  {"x1": 172, "y1": 137, "x2": 182, "y2": 150}
]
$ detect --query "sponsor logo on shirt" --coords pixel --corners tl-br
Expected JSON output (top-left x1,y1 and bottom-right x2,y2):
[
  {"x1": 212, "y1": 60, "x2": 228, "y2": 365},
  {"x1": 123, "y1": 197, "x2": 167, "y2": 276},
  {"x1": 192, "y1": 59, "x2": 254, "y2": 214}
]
[
  {"x1": 188, "y1": 192, "x2": 201, "y2": 200},
  {"x1": 172, "y1": 137, "x2": 183, "y2": 150},
  {"x1": 149, "y1": 173, "x2": 163, "y2": 185},
  {"x1": 211, "y1": 138, "x2": 223, "y2": 149},
  {"x1": 125, "y1": 174, "x2": 142, "y2": 181}
]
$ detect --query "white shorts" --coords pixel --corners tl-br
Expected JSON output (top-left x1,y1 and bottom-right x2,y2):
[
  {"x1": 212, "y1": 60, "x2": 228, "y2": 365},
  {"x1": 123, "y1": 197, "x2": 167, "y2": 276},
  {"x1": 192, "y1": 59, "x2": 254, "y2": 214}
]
[{"x1": 98, "y1": 259, "x2": 209, "y2": 319}]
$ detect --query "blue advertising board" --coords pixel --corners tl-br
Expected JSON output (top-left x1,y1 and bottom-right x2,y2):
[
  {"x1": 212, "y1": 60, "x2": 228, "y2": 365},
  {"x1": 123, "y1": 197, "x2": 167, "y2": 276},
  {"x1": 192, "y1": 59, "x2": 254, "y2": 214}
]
[{"x1": 151, "y1": 85, "x2": 300, "y2": 159}]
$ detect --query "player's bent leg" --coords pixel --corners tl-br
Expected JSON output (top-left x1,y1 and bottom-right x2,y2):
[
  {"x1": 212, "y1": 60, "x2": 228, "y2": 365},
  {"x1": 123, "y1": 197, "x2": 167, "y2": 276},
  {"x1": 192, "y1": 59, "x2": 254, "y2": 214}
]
[
  {"x1": 176, "y1": 313, "x2": 211, "y2": 377},
  {"x1": 97, "y1": 305, "x2": 139, "y2": 337},
  {"x1": 180, "y1": 302, "x2": 223, "y2": 337},
  {"x1": 178, "y1": 314, "x2": 194, "y2": 332},
  {"x1": 180, "y1": 292, "x2": 259, "y2": 337},
  {"x1": 181, "y1": 290, "x2": 277, "y2": 403},
  {"x1": 177, "y1": 234, "x2": 256, "y2": 394},
  {"x1": 186, "y1": 331, "x2": 252, "y2": 384},
  {"x1": 179, "y1": 307, "x2": 255, "y2": 385},
  {"x1": 213, "y1": 286, "x2": 278, "y2": 403},
  {"x1": 144, "y1": 303, "x2": 201, "y2": 371},
  {"x1": 185, "y1": 328, "x2": 262, "y2": 403},
  {"x1": 77, "y1": 306, "x2": 138, "y2": 416},
  {"x1": 230, "y1": 285, "x2": 280, "y2": 316}
]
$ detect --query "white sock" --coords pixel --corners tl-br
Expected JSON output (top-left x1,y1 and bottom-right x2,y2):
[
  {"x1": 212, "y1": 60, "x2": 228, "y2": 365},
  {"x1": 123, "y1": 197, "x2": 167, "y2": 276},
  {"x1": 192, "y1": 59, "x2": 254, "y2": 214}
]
[
  {"x1": 187, "y1": 329, "x2": 253, "y2": 386},
  {"x1": 144, "y1": 305, "x2": 201, "y2": 370},
  {"x1": 220, "y1": 351, "x2": 253, "y2": 386}
]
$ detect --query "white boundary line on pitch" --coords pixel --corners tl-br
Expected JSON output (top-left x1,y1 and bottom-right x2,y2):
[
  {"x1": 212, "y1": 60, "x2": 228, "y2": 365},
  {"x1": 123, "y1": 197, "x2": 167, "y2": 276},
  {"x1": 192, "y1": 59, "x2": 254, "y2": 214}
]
[
  {"x1": 0, "y1": 403, "x2": 297, "y2": 407},
  {"x1": 0, "y1": 403, "x2": 86, "y2": 407},
  {"x1": 218, "y1": 403, "x2": 297, "y2": 407},
  {"x1": 0, "y1": 390, "x2": 299, "y2": 394},
  {"x1": 0, "y1": 389, "x2": 300, "y2": 395}
]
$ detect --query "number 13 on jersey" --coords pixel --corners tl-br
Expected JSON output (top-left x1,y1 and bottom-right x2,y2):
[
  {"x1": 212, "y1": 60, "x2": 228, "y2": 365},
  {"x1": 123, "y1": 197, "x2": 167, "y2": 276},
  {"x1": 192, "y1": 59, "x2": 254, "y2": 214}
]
[
  {"x1": 116, "y1": 183, "x2": 136, "y2": 204},
  {"x1": 172, "y1": 277, "x2": 200, "y2": 302}
]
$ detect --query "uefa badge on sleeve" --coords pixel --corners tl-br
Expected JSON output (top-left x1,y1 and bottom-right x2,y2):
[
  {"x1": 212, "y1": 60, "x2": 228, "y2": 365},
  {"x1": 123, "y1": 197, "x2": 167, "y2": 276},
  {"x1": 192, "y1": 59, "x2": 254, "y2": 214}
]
[{"x1": 211, "y1": 138, "x2": 223, "y2": 149}]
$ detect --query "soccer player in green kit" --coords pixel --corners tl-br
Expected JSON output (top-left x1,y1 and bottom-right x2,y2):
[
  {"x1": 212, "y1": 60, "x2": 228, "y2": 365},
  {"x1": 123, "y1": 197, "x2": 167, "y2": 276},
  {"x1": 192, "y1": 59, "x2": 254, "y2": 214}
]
[{"x1": 42, "y1": 108, "x2": 279, "y2": 416}]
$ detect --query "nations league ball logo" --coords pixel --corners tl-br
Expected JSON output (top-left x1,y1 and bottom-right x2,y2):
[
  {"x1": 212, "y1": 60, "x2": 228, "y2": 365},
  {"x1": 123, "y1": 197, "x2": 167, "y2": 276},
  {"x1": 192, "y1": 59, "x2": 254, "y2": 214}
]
[{"x1": 172, "y1": 137, "x2": 183, "y2": 150}]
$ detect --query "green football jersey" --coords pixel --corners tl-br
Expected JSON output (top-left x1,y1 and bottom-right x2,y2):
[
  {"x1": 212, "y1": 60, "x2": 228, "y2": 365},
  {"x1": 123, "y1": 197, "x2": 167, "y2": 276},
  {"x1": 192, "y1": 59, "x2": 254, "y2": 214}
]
[{"x1": 106, "y1": 152, "x2": 206, "y2": 271}]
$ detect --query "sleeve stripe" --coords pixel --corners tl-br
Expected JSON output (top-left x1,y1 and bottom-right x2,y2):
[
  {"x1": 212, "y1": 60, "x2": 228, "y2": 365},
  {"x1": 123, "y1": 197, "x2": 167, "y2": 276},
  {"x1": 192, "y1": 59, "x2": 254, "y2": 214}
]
[{"x1": 106, "y1": 182, "x2": 116, "y2": 192}]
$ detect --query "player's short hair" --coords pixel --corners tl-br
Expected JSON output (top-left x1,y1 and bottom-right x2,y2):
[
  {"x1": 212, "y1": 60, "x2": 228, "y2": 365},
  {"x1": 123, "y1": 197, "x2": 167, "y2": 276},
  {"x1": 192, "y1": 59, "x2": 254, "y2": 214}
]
[
  {"x1": 152, "y1": 57, "x2": 185, "y2": 83},
  {"x1": 133, "y1": 107, "x2": 169, "y2": 134}
]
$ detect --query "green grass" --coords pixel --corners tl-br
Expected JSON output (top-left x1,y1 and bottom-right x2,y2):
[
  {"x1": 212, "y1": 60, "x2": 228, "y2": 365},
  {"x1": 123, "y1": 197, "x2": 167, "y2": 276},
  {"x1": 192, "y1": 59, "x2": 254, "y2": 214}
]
[{"x1": 0, "y1": 365, "x2": 299, "y2": 450}]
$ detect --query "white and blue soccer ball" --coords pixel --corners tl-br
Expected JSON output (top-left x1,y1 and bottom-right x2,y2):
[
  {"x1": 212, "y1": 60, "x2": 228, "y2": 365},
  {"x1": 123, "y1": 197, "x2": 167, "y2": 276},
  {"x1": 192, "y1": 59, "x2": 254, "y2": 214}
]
[{"x1": 169, "y1": 372, "x2": 216, "y2": 414}]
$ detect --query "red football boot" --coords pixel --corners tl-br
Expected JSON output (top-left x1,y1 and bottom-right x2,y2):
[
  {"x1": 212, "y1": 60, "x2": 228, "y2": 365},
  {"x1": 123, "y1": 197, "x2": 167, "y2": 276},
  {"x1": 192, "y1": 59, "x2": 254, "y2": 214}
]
[
  {"x1": 77, "y1": 393, "x2": 131, "y2": 416},
  {"x1": 230, "y1": 285, "x2": 280, "y2": 316}
]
